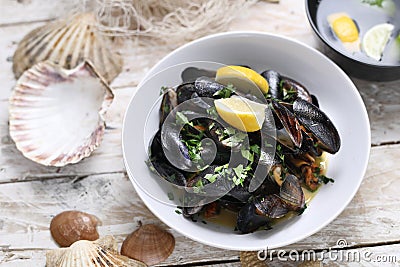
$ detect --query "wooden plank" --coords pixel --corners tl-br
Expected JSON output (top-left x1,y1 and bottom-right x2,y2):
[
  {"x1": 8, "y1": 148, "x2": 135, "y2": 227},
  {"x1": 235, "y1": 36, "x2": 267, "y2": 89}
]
[
  {"x1": 353, "y1": 78, "x2": 400, "y2": 146},
  {"x1": 0, "y1": 0, "x2": 79, "y2": 26},
  {"x1": 0, "y1": 144, "x2": 400, "y2": 265}
]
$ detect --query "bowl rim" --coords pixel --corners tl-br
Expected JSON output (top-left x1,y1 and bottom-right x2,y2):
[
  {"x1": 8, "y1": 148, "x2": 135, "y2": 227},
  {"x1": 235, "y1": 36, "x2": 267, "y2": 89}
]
[
  {"x1": 122, "y1": 31, "x2": 371, "y2": 250},
  {"x1": 304, "y1": 0, "x2": 400, "y2": 69}
]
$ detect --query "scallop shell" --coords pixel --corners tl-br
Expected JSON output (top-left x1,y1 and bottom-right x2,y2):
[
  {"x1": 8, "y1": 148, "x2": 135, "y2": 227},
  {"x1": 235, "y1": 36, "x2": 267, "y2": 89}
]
[
  {"x1": 50, "y1": 210, "x2": 101, "y2": 247},
  {"x1": 9, "y1": 60, "x2": 114, "y2": 166},
  {"x1": 13, "y1": 13, "x2": 122, "y2": 83},
  {"x1": 46, "y1": 236, "x2": 147, "y2": 267},
  {"x1": 121, "y1": 224, "x2": 175, "y2": 266}
]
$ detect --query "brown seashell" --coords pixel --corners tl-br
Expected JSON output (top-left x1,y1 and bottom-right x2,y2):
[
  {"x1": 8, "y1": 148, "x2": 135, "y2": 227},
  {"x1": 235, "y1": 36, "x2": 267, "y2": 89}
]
[
  {"x1": 240, "y1": 251, "x2": 269, "y2": 267},
  {"x1": 12, "y1": 13, "x2": 123, "y2": 83},
  {"x1": 46, "y1": 236, "x2": 147, "y2": 267},
  {"x1": 50, "y1": 210, "x2": 100, "y2": 247},
  {"x1": 121, "y1": 224, "x2": 175, "y2": 266}
]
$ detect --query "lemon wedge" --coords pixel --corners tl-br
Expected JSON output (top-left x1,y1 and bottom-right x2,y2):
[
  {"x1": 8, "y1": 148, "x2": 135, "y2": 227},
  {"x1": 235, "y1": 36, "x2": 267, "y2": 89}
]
[
  {"x1": 214, "y1": 96, "x2": 266, "y2": 132},
  {"x1": 215, "y1": 66, "x2": 269, "y2": 95},
  {"x1": 362, "y1": 23, "x2": 394, "y2": 61},
  {"x1": 327, "y1": 13, "x2": 360, "y2": 52}
]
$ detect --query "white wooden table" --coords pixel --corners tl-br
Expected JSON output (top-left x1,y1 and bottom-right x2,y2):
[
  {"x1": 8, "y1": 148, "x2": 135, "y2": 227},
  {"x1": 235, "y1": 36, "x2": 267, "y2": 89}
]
[{"x1": 1, "y1": 0, "x2": 400, "y2": 266}]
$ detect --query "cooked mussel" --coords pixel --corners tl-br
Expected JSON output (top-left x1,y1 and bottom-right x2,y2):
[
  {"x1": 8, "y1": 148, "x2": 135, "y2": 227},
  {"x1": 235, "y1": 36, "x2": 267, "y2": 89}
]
[
  {"x1": 176, "y1": 77, "x2": 226, "y2": 104},
  {"x1": 281, "y1": 76, "x2": 313, "y2": 103},
  {"x1": 293, "y1": 99, "x2": 340, "y2": 154},
  {"x1": 270, "y1": 100, "x2": 302, "y2": 149},
  {"x1": 279, "y1": 174, "x2": 306, "y2": 212},
  {"x1": 160, "y1": 88, "x2": 178, "y2": 127},
  {"x1": 261, "y1": 70, "x2": 282, "y2": 99},
  {"x1": 150, "y1": 160, "x2": 187, "y2": 186},
  {"x1": 176, "y1": 82, "x2": 197, "y2": 104},
  {"x1": 236, "y1": 202, "x2": 270, "y2": 234},
  {"x1": 254, "y1": 194, "x2": 289, "y2": 219},
  {"x1": 195, "y1": 77, "x2": 225, "y2": 97},
  {"x1": 181, "y1": 67, "x2": 216, "y2": 83}
]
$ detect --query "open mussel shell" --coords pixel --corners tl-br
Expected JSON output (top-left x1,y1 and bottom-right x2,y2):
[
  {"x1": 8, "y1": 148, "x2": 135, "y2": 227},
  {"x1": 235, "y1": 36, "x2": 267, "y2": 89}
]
[
  {"x1": 46, "y1": 236, "x2": 146, "y2": 267},
  {"x1": 293, "y1": 99, "x2": 341, "y2": 154},
  {"x1": 9, "y1": 60, "x2": 114, "y2": 167},
  {"x1": 13, "y1": 13, "x2": 123, "y2": 83}
]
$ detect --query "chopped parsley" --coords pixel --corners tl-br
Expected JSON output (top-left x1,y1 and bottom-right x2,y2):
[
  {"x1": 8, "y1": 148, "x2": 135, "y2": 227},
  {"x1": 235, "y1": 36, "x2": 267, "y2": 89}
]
[
  {"x1": 167, "y1": 192, "x2": 175, "y2": 200},
  {"x1": 216, "y1": 127, "x2": 247, "y2": 147},
  {"x1": 175, "y1": 111, "x2": 192, "y2": 126},
  {"x1": 313, "y1": 167, "x2": 334, "y2": 184},
  {"x1": 175, "y1": 209, "x2": 182, "y2": 215},
  {"x1": 160, "y1": 86, "x2": 169, "y2": 95},
  {"x1": 362, "y1": 0, "x2": 385, "y2": 7},
  {"x1": 213, "y1": 84, "x2": 236, "y2": 98},
  {"x1": 206, "y1": 106, "x2": 219, "y2": 119}
]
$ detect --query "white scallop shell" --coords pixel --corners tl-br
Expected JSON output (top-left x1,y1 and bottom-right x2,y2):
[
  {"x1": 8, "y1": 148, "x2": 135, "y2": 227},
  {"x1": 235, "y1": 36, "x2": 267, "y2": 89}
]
[
  {"x1": 12, "y1": 13, "x2": 123, "y2": 83},
  {"x1": 9, "y1": 60, "x2": 114, "y2": 167},
  {"x1": 46, "y1": 236, "x2": 147, "y2": 267}
]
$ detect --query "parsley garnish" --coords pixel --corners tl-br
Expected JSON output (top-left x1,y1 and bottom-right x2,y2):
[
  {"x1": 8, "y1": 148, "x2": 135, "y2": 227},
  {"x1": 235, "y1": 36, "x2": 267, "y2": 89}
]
[
  {"x1": 362, "y1": 0, "x2": 385, "y2": 7},
  {"x1": 206, "y1": 106, "x2": 219, "y2": 119},
  {"x1": 160, "y1": 86, "x2": 169, "y2": 95},
  {"x1": 213, "y1": 84, "x2": 236, "y2": 98},
  {"x1": 175, "y1": 111, "x2": 192, "y2": 126}
]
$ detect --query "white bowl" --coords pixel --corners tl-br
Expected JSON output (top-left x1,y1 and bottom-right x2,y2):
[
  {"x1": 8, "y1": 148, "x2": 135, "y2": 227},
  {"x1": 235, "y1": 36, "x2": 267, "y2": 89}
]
[{"x1": 122, "y1": 32, "x2": 370, "y2": 250}]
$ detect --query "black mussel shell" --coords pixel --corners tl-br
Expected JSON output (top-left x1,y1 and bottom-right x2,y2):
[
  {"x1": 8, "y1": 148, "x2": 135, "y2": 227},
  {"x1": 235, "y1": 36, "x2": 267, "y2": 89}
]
[
  {"x1": 280, "y1": 174, "x2": 305, "y2": 212},
  {"x1": 271, "y1": 100, "x2": 303, "y2": 149},
  {"x1": 150, "y1": 160, "x2": 187, "y2": 186},
  {"x1": 160, "y1": 88, "x2": 178, "y2": 127},
  {"x1": 293, "y1": 99, "x2": 340, "y2": 154},
  {"x1": 254, "y1": 194, "x2": 289, "y2": 219},
  {"x1": 237, "y1": 202, "x2": 270, "y2": 234},
  {"x1": 261, "y1": 70, "x2": 282, "y2": 99},
  {"x1": 281, "y1": 76, "x2": 313, "y2": 103},
  {"x1": 194, "y1": 76, "x2": 225, "y2": 97},
  {"x1": 181, "y1": 67, "x2": 216, "y2": 83},
  {"x1": 176, "y1": 82, "x2": 197, "y2": 104}
]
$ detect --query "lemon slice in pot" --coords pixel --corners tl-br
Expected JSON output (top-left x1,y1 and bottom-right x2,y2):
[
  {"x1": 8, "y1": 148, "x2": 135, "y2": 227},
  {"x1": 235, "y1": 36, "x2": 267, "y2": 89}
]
[
  {"x1": 214, "y1": 96, "x2": 266, "y2": 132},
  {"x1": 362, "y1": 23, "x2": 394, "y2": 61},
  {"x1": 327, "y1": 13, "x2": 360, "y2": 53},
  {"x1": 216, "y1": 66, "x2": 269, "y2": 95}
]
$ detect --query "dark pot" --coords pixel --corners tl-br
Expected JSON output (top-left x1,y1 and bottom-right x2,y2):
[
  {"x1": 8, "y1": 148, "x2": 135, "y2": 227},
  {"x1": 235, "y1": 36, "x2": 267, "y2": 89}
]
[{"x1": 305, "y1": 0, "x2": 400, "y2": 81}]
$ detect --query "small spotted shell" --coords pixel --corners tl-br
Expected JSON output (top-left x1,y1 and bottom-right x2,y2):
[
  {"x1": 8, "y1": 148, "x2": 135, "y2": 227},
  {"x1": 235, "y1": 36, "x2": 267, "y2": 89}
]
[{"x1": 50, "y1": 210, "x2": 100, "y2": 247}]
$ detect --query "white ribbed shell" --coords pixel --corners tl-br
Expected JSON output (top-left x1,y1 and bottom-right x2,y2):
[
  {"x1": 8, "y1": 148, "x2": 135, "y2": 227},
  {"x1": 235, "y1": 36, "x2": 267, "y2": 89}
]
[
  {"x1": 12, "y1": 13, "x2": 123, "y2": 83},
  {"x1": 46, "y1": 236, "x2": 147, "y2": 267},
  {"x1": 9, "y1": 61, "x2": 114, "y2": 167}
]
